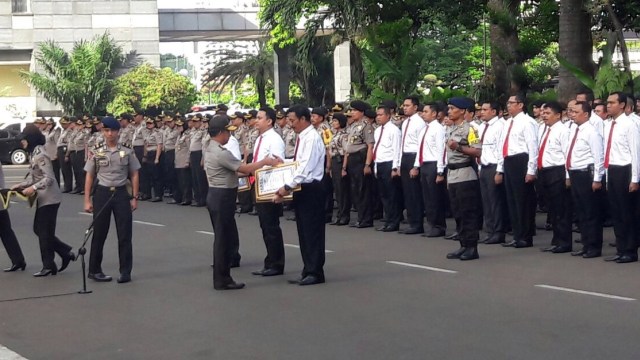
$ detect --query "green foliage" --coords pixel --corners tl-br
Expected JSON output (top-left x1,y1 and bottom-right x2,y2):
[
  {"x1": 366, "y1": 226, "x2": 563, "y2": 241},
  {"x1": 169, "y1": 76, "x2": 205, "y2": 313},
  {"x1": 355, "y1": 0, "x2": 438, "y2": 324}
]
[
  {"x1": 107, "y1": 64, "x2": 197, "y2": 115},
  {"x1": 160, "y1": 54, "x2": 196, "y2": 79},
  {"x1": 201, "y1": 78, "x2": 277, "y2": 109},
  {"x1": 422, "y1": 87, "x2": 469, "y2": 102},
  {"x1": 20, "y1": 32, "x2": 132, "y2": 115},
  {"x1": 527, "y1": 89, "x2": 558, "y2": 112},
  {"x1": 524, "y1": 43, "x2": 559, "y2": 88}
]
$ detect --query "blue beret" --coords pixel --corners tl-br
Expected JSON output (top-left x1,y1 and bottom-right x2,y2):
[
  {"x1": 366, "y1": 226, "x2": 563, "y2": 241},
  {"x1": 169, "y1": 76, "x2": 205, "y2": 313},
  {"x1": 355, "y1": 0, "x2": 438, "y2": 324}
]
[
  {"x1": 102, "y1": 116, "x2": 121, "y2": 130},
  {"x1": 448, "y1": 97, "x2": 472, "y2": 110}
]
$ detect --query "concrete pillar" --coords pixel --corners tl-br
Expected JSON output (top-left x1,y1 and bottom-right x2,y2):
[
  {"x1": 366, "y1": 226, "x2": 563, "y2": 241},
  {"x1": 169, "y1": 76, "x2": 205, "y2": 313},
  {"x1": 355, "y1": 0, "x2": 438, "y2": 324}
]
[
  {"x1": 273, "y1": 46, "x2": 290, "y2": 105},
  {"x1": 334, "y1": 41, "x2": 351, "y2": 102}
]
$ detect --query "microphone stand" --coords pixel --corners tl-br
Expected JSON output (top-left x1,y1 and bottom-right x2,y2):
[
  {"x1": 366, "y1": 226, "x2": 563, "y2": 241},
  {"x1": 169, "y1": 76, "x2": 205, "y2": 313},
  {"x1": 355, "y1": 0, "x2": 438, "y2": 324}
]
[{"x1": 77, "y1": 191, "x2": 116, "y2": 294}]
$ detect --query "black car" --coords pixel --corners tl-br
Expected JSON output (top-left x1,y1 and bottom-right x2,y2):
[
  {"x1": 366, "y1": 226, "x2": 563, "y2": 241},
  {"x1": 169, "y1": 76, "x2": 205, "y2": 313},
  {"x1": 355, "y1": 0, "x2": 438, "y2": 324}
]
[{"x1": 0, "y1": 129, "x2": 28, "y2": 165}]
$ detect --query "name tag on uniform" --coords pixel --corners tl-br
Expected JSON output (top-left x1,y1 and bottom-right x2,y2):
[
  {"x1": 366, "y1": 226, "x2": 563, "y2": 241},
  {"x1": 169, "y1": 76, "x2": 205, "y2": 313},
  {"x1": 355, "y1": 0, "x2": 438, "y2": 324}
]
[
  {"x1": 119, "y1": 150, "x2": 126, "y2": 158},
  {"x1": 97, "y1": 157, "x2": 109, "y2": 167}
]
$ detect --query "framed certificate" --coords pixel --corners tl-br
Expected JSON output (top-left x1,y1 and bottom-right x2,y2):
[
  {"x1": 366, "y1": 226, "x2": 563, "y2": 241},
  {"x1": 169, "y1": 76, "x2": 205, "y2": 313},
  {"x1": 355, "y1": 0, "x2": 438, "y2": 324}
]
[
  {"x1": 254, "y1": 162, "x2": 300, "y2": 202},
  {"x1": 238, "y1": 177, "x2": 251, "y2": 192},
  {"x1": 0, "y1": 189, "x2": 37, "y2": 209}
]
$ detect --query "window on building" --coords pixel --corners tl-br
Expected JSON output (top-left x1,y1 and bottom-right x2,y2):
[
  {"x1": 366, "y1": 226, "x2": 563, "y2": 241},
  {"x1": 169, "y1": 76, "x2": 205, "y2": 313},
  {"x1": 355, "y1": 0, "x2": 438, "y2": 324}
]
[{"x1": 11, "y1": 0, "x2": 30, "y2": 14}]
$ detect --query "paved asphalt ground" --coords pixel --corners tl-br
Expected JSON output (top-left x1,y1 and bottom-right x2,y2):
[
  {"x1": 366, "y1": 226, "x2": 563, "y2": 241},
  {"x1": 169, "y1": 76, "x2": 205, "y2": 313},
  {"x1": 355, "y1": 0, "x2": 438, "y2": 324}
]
[{"x1": 1, "y1": 165, "x2": 640, "y2": 359}]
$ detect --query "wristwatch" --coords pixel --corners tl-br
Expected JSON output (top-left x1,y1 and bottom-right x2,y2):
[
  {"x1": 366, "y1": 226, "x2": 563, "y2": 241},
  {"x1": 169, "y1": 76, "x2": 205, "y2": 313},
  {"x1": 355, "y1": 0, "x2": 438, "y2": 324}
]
[
  {"x1": 284, "y1": 184, "x2": 292, "y2": 192},
  {"x1": 437, "y1": 172, "x2": 444, "y2": 177}
]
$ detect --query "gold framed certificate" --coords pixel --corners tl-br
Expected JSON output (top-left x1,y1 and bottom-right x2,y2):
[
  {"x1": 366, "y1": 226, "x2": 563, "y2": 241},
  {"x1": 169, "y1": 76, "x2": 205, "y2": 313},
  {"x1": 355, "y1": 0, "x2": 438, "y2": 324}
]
[
  {"x1": 238, "y1": 177, "x2": 251, "y2": 192},
  {"x1": 254, "y1": 162, "x2": 300, "y2": 202}
]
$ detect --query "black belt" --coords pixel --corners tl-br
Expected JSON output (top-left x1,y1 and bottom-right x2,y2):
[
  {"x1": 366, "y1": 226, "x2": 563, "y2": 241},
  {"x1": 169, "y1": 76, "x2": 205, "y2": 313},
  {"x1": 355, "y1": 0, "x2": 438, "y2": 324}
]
[
  {"x1": 447, "y1": 162, "x2": 472, "y2": 170},
  {"x1": 57, "y1": 145, "x2": 67, "y2": 149},
  {"x1": 421, "y1": 161, "x2": 436, "y2": 165},
  {"x1": 607, "y1": 164, "x2": 631, "y2": 169},
  {"x1": 539, "y1": 165, "x2": 564, "y2": 172},
  {"x1": 481, "y1": 163, "x2": 497, "y2": 168},
  {"x1": 96, "y1": 185, "x2": 127, "y2": 192}
]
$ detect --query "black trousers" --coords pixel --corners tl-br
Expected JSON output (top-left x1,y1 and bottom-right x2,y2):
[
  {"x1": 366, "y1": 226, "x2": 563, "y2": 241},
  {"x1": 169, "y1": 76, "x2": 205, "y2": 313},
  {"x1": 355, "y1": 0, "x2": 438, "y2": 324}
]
[
  {"x1": 163, "y1": 150, "x2": 177, "y2": 196},
  {"x1": 331, "y1": 155, "x2": 350, "y2": 223},
  {"x1": 237, "y1": 153, "x2": 254, "y2": 212},
  {"x1": 376, "y1": 161, "x2": 402, "y2": 228},
  {"x1": 142, "y1": 151, "x2": 162, "y2": 198},
  {"x1": 189, "y1": 151, "x2": 207, "y2": 205},
  {"x1": 448, "y1": 180, "x2": 481, "y2": 248},
  {"x1": 58, "y1": 146, "x2": 72, "y2": 192},
  {"x1": 607, "y1": 165, "x2": 637, "y2": 257},
  {"x1": 347, "y1": 150, "x2": 373, "y2": 225},
  {"x1": 0, "y1": 210, "x2": 25, "y2": 266},
  {"x1": 420, "y1": 161, "x2": 447, "y2": 231},
  {"x1": 134, "y1": 146, "x2": 146, "y2": 195},
  {"x1": 539, "y1": 166, "x2": 572, "y2": 249},
  {"x1": 70, "y1": 150, "x2": 86, "y2": 192},
  {"x1": 569, "y1": 168, "x2": 603, "y2": 253},
  {"x1": 207, "y1": 187, "x2": 239, "y2": 288},
  {"x1": 89, "y1": 186, "x2": 133, "y2": 276},
  {"x1": 401, "y1": 153, "x2": 424, "y2": 230},
  {"x1": 504, "y1": 153, "x2": 536, "y2": 243},
  {"x1": 293, "y1": 181, "x2": 326, "y2": 278},
  {"x1": 255, "y1": 202, "x2": 285, "y2": 271},
  {"x1": 175, "y1": 167, "x2": 192, "y2": 203},
  {"x1": 321, "y1": 160, "x2": 334, "y2": 221},
  {"x1": 479, "y1": 164, "x2": 509, "y2": 236},
  {"x1": 33, "y1": 203, "x2": 71, "y2": 270},
  {"x1": 51, "y1": 154, "x2": 61, "y2": 186}
]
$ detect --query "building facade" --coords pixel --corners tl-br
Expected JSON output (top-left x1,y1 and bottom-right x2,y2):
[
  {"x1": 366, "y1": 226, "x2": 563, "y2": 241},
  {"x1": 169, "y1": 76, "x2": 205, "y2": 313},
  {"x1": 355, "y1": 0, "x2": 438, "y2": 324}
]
[{"x1": 0, "y1": 0, "x2": 160, "y2": 117}]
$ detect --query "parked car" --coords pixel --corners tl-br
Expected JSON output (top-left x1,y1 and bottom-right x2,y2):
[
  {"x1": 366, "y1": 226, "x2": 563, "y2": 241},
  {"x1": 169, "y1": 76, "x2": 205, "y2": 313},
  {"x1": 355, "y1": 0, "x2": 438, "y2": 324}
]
[{"x1": 0, "y1": 129, "x2": 28, "y2": 165}]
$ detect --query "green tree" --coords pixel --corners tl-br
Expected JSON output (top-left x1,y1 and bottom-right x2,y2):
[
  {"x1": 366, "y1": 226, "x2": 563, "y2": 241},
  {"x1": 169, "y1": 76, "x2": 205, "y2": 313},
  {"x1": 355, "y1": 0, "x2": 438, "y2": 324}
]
[
  {"x1": 160, "y1": 54, "x2": 196, "y2": 79},
  {"x1": 201, "y1": 41, "x2": 273, "y2": 107},
  {"x1": 20, "y1": 33, "x2": 135, "y2": 115},
  {"x1": 107, "y1": 64, "x2": 198, "y2": 115}
]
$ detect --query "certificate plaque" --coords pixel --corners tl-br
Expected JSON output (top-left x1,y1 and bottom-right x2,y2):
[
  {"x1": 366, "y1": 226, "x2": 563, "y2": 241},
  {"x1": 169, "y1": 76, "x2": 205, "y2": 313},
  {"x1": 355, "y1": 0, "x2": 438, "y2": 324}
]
[
  {"x1": 238, "y1": 177, "x2": 251, "y2": 192},
  {"x1": 254, "y1": 162, "x2": 300, "y2": 202}
]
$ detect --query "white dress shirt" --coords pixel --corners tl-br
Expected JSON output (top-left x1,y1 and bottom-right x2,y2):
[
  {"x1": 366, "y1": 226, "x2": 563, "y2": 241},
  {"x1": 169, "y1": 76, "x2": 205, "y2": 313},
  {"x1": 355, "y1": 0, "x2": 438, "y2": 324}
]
[
  {"x1": 497, "y1": 111, "x2": 539, "y2": 175},
  {"x1": 477, "y1": 117, "x2": 504, "y2": 166},
  {"x1": 400, "y1": 113, "x2": 426, "y2": 153},
  {"x1": 589, "y1": 112, "x2": 604, "y2": 139},
  {"x1": 373, "y1": 121, "x2": 401, "y2": 173},
  {"x1": 604, "y1": 113, "x2": 640, "y2": 182},
  {"x1": 224, "y1": 135, "x2": 242, "y2": 160},
  {"x1": 287, "y1": 125, "x2": 325, "y2": 188},
  {"x1": 253, "y1": 128, "x2": 285, "y2": 162},
  {"x1": 538, "y1": 121, "x2": 569, "y2": 168},
  {"x1": 413, "y1": 120, "x2": 447, "y2": 173},
  {"x1": 566, "y1": 122, "x2": 604, "y2": 182}
]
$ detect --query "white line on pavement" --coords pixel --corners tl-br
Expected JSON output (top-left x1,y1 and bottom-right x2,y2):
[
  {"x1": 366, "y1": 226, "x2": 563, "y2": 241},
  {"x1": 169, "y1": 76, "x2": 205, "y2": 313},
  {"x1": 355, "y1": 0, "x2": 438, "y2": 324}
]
[
  {"x1": 284, "y1": 243, "x2": 334, "y2": 253},
  {"x1": 0, "y1": 344, "x2": 28, "y2": 359},
  {"x1": 133, "y1": 220, "x2": 165, "y2": 227},
  {"x1": 196, "y1": 231, "x2": 215, "y2": 235},
  {"x1": 535, "y1": 285, "x2": 636, "y2": 301},
  {"x1": 386, "y1": 261, "x2": 458, "y2": 274}
]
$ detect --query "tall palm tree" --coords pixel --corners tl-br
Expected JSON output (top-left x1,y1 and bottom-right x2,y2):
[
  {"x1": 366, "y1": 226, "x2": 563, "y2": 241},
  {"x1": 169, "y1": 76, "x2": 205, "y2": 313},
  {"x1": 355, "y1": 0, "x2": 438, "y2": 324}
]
[
  {"x1": 201, "y1": 41, "x2": 274, "y2": 107},
  {"x1": 21, "y1": 33, "x2": 134, "y2": 115}
]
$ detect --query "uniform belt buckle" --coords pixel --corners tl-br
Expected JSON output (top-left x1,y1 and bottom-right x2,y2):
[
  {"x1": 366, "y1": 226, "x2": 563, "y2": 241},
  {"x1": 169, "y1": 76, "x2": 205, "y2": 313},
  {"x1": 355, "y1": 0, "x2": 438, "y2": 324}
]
[{"x1": 109, "y1": 187, "x2": 116, "y2": 192}]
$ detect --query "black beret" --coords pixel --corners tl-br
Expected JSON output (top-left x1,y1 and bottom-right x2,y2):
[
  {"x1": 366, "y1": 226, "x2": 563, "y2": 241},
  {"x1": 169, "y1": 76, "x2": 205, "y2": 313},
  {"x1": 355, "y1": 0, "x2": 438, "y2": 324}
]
[
  {"x1": 350, "y1": 100, "x2": 370, "y2": 113},
  {"x1": 364, "y1": 109, "x2": 377, "y2": 119},
  {"x1": 311, "y1": 107, "x2": 328, "y2": 116}
]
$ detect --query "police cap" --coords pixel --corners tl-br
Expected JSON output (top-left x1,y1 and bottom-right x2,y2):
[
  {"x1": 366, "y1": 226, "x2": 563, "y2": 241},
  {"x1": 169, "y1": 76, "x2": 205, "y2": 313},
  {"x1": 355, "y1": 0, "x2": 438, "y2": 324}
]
[{"x1": 102, "y1": 116, "x2": 121, "y2": 130}]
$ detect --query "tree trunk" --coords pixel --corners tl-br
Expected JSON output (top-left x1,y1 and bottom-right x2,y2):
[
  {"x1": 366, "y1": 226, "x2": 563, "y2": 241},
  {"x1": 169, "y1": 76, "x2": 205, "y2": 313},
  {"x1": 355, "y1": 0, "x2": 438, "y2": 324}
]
[
  {"x1": 488, "y1": 0, "x2": 521, "y2": 101},
  {"x1": 605, "y1": 1, "x2": 633, "y2": 90},
  {"x1": 557, "y1": 0, "x2": 594, "y2": 103},
  {"x1": 350, "y1": 41, "x2": 368, "y2": 98},
  {"x1": 257, "y1": 80, "x2": 266, "y2": 108}
]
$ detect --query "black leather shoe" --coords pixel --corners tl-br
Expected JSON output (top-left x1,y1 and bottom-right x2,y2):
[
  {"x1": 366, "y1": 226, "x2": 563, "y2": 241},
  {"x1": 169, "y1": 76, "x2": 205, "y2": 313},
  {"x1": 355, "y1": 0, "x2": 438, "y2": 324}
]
[
  {"x1": 382, "y1": 226, "x2": 399, "y2": 232},
  {"x1": 484, "y1": 234, "x2": 505, "y2": 244},
  {"x1": 423, "y1": 230, "x2": 446, "y2": 238},
  {"x1": 514, "y1": 240, "x2": 532, "y2": 248},
  {"x1": 400, "y1": 227, "x2": 424, "y2": 235},
  {"x1": 349, "y1": 222, "x2": 361, "y2": 228},
  {"x1": 541, "y1": 245, "x2": 556, "y2": 252},
  {"x1": 572, "y1": 224, "x2": 580, "y2": 233},
  {"x1": 460, "y1": 247, "x2": 479, "y2": 261},
  {"x1": 356, "y1": 223, "x2": 373, "y2": 229},
  {"x1": 180, "y1": 201, "x2": 192, "y2": 206},
  {"x1": 195, "y1": 203, "x2": 206, "y2": 207},
  {"x1": 582, "y1": 251, "x2": 601, "y2": 258},
  {"x1": 444, "y1": 232, "x2": 459, "y2": 240},
  {"x1": 248, "y1": 210, "x2": 258, "y2": 216},
  {"x1": 33, "y1": 268, "x2": 56, "y2": 277},
  {"x1": 215, "y1": 282, "x2": 245, "y2": 290},
  {"x1": 376, "y1": 226, "x2": 388, "y2": 231},
  {"x1": 615, "y1": 255, "x2": 638, "y2": 264},
  {"x1": 166, "y1": 200, "x2": 178, "y2": 204},
  {"x1": 69, "y1": 189, "x2": 80, "y2": 194},
  {"x1": 501, "y1": 241, "x2": 516, "y2": 247},
  {"x1": 62, "y1": 189, "x2": 71, "y2": 193},
  {"x1": 298, "y1": 275, "x2": 325, "y2": 286},
  {"x1": 571, "y1": 249, "x2": 586, "y2": 257},
  {"x1": 604, "y1": 255, "x2": 621, "y2": 262},
  {"x1": 286, "y1": 216, "x2": 296, "y2": 221},
  {"x1": 330, "y1": 221, "x2": 341, "y2": 226},
  {"x1": 4, "y1": 262, "x2": 26, "y2": 272},
  {"x1": 551, "y1": 246, "x2": 572, "y2": 254},
  {"x1": 117, "y1": 274, "x2": 131, "y2": 283},
  {"x1": 88, "y1": 272, "x2": 113, "y2": 282},
  {"x1": 58, "y1": 251, "x2": 76, "y2": 273},
  {"x1": 287, "y1": 277, "x2": 303, "y2": 284},
  {"x1": 446, "y1": 247, "x2": 466, "y2": 259},
  {"x1": 536, "y1": 223, "x2": 552, "y2": 231},
  {"x1": 336, "y1": 220, "x2": 349, "y2": 226}
]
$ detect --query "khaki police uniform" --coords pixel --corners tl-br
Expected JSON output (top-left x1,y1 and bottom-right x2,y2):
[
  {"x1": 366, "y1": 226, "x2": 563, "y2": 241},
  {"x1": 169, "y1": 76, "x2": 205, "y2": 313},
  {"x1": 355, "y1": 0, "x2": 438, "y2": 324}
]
[
  {"x1": 345, "y1": 119, "x2": 375, "y2": 226},
  {"x1": 57, "y1": 123, "x2": 74, "y2": 192},
  {"x1": 329, "y1": 128, "x2": 350, "y2": 224},
  {"x1": 70, "y1": 125, "x2": 89, "y2": 193},
  {"x1": 174, "y1": 126, "x2": 192, "y2": 205},
  {"x1": 188, "y1": 127, "x2": 207, "y2": 206},
  {"x1": 44, "y1": 127, "x2": 61, "y2": 185},
  {"x1": 143, "y1": 125, "x2": 164, "y2": 200},
  {"x1": 162, "y1": 125, "x2": 180, "y2": 200}
]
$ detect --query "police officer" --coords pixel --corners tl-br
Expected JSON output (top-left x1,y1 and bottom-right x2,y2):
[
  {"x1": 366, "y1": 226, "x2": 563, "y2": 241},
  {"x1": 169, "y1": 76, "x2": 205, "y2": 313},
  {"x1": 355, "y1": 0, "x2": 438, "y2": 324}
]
[
  {"x1": 142, "y1": 118, "x2": 164, "y2": 202},
  {"x1": 204, "y1": 115, "x2": 279, "y2": 290},
  {"x1": 328, "y1": 113, "x2": 350, "y2": 225},
  {"x1": 43, "y1": 118, "x2": 61, "y2": 185},
  {"x1": 444, "y1": 97, "x2": 482, "y2": 261},
  {"x1": 57, "y1": 116, "x2": 74, "y2": 193},
  {"x1": 163, "y1": 114, "x2": 180, "y2": 202},
  {"x1": 278, "y1": 109, "x2": 297, "y2": 159},
  {"x1": 70, "y1": 118, "x2": 90, "y2": 194},
  {"x1": 132, "y1": 112, "x2": 149, "y2": 199},
  {"x1": 173, "y1": 118, "x2": 192, "y2": 206},
  {"x1": 311, "y1": 107, "x2": 334, "y2": 223},
  {"x1": 84, "y1": 117, "x2": 141, "y2": 283},
  {"x1": 118, "y1": 113, "x2": 135, "y2": 148},
  {"x1": 188, "y1": 114, "x2": 207, "y2": 207}
]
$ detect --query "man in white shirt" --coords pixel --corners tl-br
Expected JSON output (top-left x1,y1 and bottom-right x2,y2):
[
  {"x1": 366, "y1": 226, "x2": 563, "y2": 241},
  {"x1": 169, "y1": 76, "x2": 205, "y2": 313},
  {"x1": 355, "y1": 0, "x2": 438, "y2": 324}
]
[
  {"x1": 537, "y1": 102, "x2": 572, "y2": 253},
  {"x1": 477, "y1": 101, "x2": 508, "y2": 244},
  {"x1": 399, "y1": 96, "x2": 427, "y2": 235},
  {"x1": 410, "y1": 102, "x2": 448, "y2": 238},
  {"x1": 251, "y1": 107, "x2": 287, "y2": 277},
  {"x1": 274, "y1": 105, "x2": 327, "y2": 286},
  {"x1": 497, "y1": 94, "x2": 538, "y2": 248},
  {"x1": 566, "y1": 101, "x2": 604, "y2": 258},
  {"x1": 603, "y1": 92, "x2": 640, "y2": 263},
  {"x1": 373, "y1": 105, "x2": 402, "y2": 232}
]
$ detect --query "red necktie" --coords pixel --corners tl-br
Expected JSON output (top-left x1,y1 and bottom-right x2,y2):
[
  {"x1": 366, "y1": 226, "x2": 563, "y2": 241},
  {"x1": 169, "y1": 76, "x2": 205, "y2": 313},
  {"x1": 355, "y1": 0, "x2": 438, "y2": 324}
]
[
  {"x1": 418, "y1": 125, "x2": 429, "y2": 164},
  {"x1": 372, "y1": 125, "x2": 384, "y2": 161},
  {"x1": 401, "y1": 118, "x2": 411, "y2": 152},
  {"x1": 566, "y1": 127, "x2": 579, "y2": 169},
  {"x1": 537, "y1": 127, "x2": 551, "y2": 169},
  {"x1": 477, "y1": 123, "x2": 490, "y2": 165},
  {"x1": 293, "y1": 136, "x2": 300, "y2": 161},
  {"x1": 502, "y1": 120, "x2": 514, "y2": 157},
  {"x1": 253, "y1": 135, "x2": 263, "y2": 161},
  {"x1": 604, "y1": 121, "x2": 616, "y2": 169}
]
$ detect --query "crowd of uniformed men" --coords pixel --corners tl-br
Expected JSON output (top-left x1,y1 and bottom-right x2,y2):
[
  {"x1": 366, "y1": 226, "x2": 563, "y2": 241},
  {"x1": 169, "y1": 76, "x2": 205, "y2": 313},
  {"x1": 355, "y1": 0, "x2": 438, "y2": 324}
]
[{"x1": 27, "y1": 90, "x2": 640, "y2": 267}]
